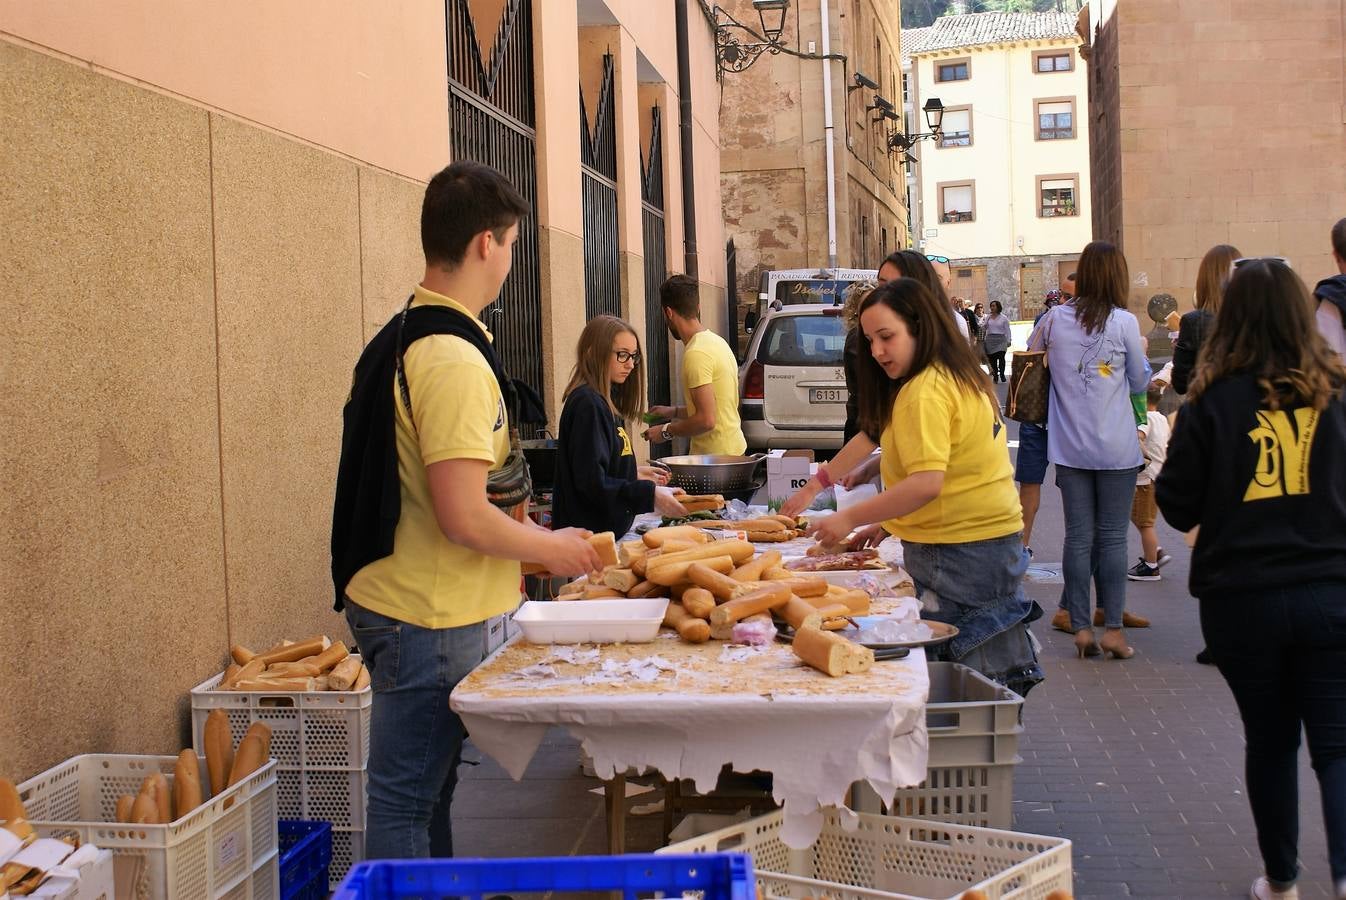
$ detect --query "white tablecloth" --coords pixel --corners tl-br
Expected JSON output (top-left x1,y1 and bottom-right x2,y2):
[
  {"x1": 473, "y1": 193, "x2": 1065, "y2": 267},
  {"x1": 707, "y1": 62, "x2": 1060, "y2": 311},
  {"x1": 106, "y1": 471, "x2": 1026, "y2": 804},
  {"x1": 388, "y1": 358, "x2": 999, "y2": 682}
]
[{"x1": 451, "y1": 634, "x2": 930, "y2": 848}]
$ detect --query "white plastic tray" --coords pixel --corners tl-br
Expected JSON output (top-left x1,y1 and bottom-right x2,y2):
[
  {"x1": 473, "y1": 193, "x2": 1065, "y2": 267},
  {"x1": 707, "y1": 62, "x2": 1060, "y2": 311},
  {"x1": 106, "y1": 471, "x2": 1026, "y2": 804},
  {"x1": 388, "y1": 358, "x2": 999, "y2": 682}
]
[{"x1": 512, "y1": 598, "x2": 670, "y2": 644}]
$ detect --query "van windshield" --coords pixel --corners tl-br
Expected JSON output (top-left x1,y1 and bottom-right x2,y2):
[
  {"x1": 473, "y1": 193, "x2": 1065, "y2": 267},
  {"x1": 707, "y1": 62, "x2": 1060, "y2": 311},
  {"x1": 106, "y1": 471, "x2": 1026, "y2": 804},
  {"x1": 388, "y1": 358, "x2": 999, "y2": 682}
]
[{"x1": 759, "y1": 315, "x2": 847, "y2": 366}]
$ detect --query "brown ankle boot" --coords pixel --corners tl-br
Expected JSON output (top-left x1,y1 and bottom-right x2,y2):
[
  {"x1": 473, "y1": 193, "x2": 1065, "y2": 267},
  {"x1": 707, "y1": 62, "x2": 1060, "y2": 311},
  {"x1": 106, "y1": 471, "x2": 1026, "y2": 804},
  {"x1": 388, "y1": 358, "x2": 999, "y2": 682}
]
[{"x1": 1051, "y1": 609, "x2": 1072, "y2": 633}]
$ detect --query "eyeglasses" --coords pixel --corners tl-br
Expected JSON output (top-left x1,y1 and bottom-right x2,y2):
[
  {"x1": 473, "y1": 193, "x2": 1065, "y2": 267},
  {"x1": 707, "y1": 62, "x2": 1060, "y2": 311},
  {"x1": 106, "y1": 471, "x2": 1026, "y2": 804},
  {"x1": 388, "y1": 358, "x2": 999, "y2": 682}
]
[
  {"x1": 1232, "y1": 256, "x2": 1291, "y2": 270},
  {"x1": 925, "y1": 254, "x2": 950, "y2": 264},
  {"x1": 614, "y1": 350, "x2": 642, "y2": 365}
]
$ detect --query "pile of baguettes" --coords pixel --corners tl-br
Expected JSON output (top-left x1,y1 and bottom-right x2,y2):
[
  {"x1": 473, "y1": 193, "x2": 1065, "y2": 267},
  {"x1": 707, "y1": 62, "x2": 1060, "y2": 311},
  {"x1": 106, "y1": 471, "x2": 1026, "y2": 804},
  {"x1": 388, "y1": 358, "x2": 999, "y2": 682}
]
[
  {"x1": 562, "y1": 526, "x2": 875, "y2": 677},
  {"x1": 220, "y1": 636, "x2": 368, "y2": 692}
]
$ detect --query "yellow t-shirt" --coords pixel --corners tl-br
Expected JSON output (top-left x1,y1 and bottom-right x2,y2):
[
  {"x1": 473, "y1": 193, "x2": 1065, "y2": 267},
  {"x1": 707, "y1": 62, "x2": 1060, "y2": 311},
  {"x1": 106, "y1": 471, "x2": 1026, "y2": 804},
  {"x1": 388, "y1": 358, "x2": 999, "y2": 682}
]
[
  {"x1": 879, "y1": 365, "x2": 1022, "y2": 543},
  {"x1": 682, "y1": 329, "x2": 746, "y2": 456},
  {"x1": 345, "y1": 286, "x2": 521, "y2": 629}
]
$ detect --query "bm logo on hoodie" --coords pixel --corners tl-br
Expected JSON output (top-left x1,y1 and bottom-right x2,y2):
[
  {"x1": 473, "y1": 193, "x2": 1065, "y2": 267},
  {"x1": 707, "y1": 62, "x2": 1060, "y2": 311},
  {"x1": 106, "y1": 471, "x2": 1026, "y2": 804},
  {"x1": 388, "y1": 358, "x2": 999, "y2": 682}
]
[{"x1": 1245, "y1": 408, "x2": 1319, "y2": 501}]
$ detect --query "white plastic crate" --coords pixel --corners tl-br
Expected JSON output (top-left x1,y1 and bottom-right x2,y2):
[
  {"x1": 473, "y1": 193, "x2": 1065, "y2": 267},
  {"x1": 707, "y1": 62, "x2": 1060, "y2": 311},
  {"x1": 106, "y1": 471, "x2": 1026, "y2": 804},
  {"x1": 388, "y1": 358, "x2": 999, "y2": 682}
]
[
  {"x1": 18, "y1": 754, "x2": 279, "y2": 900},
  {"x1": 190, "y1": 659, "x2": 371, "y2": 877},
  {"x1": 329, "y1": 827, "x2": 365, "y2": 887},
  {"x1": 854, "y1": 663, "x2": 1024, "y2": 827},
  {"x1": 189, "y1": 660, "x2": 371, "y2": 771},
  {"x1": 661, "y1": 808, "x2": 1072, "y2": 900}
]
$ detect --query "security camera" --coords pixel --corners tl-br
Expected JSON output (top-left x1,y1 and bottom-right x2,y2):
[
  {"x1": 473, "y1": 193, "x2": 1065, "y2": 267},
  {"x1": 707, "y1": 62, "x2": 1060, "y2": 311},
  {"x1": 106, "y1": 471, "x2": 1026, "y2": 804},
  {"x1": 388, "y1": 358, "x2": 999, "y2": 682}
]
[
  {"x1": 873, "y1": 95, "x2": 895, "y2": 112},
  {"x1": 853, "y1": 71, "x2": 880, "y2": 91}
]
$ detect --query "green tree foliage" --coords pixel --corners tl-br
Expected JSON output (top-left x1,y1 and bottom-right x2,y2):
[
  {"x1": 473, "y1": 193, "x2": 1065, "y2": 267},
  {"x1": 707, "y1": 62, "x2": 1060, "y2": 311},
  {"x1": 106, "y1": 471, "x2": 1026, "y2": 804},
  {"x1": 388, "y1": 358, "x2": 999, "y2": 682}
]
[{"x1": 901, "y1": 0, "x2": 1083, "y2": 28}]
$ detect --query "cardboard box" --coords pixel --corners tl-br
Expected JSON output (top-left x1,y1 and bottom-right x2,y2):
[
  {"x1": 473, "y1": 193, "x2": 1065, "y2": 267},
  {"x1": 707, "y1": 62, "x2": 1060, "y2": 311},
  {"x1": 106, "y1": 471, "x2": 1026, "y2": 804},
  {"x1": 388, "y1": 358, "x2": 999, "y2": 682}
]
[{"x1": 761, "y1": 449, "x2": 816, "y2": 507}]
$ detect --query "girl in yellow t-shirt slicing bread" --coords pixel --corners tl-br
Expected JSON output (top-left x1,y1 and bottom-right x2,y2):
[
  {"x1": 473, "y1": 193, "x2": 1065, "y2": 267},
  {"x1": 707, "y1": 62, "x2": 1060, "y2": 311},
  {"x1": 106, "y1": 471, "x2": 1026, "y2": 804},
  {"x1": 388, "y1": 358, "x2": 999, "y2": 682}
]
[{"x1": 782, "y1": 277, "x2": 1043, "y2": 697}]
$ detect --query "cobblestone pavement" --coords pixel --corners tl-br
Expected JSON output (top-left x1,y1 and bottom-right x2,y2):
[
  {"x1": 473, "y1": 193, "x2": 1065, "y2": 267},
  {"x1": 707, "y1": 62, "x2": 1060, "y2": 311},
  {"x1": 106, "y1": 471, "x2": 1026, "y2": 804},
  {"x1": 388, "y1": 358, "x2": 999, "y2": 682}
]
[{"x1": 452, "y1": 406, "x2": 1338, "y2": 899}]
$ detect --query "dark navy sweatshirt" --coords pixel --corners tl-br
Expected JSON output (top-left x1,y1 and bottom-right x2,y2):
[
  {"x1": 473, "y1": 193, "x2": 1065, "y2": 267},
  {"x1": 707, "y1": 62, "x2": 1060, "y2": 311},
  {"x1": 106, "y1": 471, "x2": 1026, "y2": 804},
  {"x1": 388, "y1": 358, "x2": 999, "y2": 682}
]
[{"x1": 552, "y1": 385, "x2": 655, "y2": 537}]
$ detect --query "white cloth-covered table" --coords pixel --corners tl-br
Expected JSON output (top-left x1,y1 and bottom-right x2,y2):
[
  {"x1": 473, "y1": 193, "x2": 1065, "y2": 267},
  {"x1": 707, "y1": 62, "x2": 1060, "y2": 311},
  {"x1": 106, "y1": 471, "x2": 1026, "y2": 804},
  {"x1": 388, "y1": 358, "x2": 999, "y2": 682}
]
[{"x1": 450, "y1": 631, "x2": 930, "y2": 848}]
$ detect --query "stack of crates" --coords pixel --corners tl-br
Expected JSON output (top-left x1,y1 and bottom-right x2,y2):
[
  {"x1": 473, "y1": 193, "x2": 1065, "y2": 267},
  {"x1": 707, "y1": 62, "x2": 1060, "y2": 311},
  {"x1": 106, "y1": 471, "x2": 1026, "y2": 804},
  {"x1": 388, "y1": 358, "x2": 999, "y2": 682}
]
[
  {"x1": 854, "y1": 662, "x2": 1024, "y2": 828},
  {"x1": 191, "y1": 661, "x2": 370, "y2": 888}
]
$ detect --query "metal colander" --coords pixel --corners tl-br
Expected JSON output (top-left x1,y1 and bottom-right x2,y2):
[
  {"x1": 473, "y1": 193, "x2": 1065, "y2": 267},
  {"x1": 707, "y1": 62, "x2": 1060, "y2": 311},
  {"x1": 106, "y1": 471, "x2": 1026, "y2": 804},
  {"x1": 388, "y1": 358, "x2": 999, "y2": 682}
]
[{"x1": 654, "y1": 453, "x2": 768, "y2": 494}]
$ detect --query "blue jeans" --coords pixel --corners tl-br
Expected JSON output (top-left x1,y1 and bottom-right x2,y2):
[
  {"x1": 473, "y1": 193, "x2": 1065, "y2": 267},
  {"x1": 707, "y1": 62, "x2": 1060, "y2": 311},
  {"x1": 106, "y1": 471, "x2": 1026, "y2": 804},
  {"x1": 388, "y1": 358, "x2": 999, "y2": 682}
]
[
  {"x1": 345, "y1": 601, "x2": 484, "y2": 859},
  {"x1": 1201, "y1": 583, "x2": 1346, "y2": 886},
  {"x1": 903, "y1": 533, "x2": 1044, "y2": 698},
  {"x1": 1055, "y1": 465, "x2": 1137, "y2": 631}
]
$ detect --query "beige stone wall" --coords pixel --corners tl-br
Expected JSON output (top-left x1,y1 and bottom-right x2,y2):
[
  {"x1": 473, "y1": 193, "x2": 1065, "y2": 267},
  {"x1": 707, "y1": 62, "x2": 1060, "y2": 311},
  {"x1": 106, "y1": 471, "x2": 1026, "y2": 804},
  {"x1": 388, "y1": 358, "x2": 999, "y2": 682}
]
[
  {"x1": 0, "y1": 0, "x2": 449, "y2": 181},
  {"x1": 1096, "y1": 0, "x2": 1345, "y2": 313},
  {"x1": 0, "y1": 39, "x2": 423, "y2": 779},
  {"x1": 720, "y1": 0, "x2": 906, "y2": 345}
]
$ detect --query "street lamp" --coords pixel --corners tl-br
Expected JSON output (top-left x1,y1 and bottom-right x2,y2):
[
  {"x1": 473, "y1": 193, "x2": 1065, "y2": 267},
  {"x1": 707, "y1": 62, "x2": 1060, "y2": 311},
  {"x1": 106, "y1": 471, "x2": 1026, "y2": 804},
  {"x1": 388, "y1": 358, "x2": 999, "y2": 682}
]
[
  {"x1": 713, "y1": 1, "x2": 845, "y2": 77},
  {"x1": 886, "y1": 97, "x2": 945, "y2": 154}
]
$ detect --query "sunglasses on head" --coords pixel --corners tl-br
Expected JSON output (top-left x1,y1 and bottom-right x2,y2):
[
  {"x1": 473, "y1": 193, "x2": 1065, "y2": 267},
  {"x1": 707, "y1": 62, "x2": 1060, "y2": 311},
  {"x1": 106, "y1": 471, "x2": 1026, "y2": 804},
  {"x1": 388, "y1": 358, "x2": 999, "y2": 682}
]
[
  {"x1": 1232, "y1": 256, "x2": 1291, "y2": 270},
  {"x1": 925, "y1": 254, "x2": 950, "y2": 264}
]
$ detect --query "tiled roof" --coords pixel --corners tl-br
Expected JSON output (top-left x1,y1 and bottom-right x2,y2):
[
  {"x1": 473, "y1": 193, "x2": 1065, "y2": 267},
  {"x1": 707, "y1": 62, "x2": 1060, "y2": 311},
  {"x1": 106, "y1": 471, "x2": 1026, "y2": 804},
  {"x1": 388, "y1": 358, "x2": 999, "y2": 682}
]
[{"x1": 901, "y1": 12, "x2": 1078, "y2": 63}]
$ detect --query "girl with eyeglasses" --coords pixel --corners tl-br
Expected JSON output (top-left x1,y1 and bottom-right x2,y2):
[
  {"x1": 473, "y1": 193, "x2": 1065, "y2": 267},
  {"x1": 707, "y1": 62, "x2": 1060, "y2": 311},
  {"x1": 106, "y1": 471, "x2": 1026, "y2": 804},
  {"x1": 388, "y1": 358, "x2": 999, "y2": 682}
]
[
  {"x1": 1157, "y1": 258, "x2": 1346, "y2": 900},
  {"x1": 553, "y1": 316, "x2": 687, "y2": 537}
]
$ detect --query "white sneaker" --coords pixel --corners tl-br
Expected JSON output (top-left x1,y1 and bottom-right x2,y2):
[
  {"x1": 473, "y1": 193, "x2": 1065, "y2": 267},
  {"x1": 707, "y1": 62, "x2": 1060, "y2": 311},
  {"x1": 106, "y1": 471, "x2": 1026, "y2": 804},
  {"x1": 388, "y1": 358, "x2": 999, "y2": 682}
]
[
  {"x1": 1250, "y1": 875, "x2": 1298, "y2": 899},
  {"x1": 1155, "y1": 546, "x2": 1174, "y2": 568}
]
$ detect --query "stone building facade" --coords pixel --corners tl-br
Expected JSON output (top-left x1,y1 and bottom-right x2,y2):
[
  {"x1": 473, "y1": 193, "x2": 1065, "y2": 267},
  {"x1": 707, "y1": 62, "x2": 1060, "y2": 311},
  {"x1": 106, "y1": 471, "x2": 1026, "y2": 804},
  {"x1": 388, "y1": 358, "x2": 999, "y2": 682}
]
[
  {"x1": 1085, "y1": 0, "x2": 1346, "y2": 321},
  {"x1": 719, "y1": 0, "x2": 906, "y2": 350}
]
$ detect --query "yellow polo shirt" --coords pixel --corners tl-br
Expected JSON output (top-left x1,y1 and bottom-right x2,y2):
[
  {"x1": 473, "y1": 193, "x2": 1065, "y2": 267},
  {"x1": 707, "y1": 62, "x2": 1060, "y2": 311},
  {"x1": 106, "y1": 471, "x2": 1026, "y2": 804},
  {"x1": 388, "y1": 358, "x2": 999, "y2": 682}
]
[
  {"x1": 345, "y1": 286, "x2": 521, "y2": 629},
  {"x1": 879, "y1": 365, "x2": 1022, "y2": 544},
  {"x1": 683, "y1": 329, "x2": 746, "y2": 456}
]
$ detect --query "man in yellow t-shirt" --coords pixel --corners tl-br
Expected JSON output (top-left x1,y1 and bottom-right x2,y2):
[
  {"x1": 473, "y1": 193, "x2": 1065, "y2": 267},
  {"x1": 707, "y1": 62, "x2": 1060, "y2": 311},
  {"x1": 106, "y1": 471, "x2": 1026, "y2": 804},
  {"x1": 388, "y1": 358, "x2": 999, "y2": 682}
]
[
  {"x1": 646, "y1": 274, "x2": 746, "y2": 455},
  {"x1": 336, "y1": 161, "x2": 600, "y2": 860}
]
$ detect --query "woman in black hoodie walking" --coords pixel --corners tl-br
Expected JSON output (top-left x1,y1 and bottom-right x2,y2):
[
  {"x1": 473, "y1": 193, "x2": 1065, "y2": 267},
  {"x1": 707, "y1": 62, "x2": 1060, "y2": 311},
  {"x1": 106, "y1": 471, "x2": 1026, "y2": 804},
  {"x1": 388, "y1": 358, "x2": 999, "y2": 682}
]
[
  {"x1": 1156, "y1": 259, "x2": 1346, "y2": 900},
  {"x1": 554, "y1": 316, "x2": 687, "y2": 537}
]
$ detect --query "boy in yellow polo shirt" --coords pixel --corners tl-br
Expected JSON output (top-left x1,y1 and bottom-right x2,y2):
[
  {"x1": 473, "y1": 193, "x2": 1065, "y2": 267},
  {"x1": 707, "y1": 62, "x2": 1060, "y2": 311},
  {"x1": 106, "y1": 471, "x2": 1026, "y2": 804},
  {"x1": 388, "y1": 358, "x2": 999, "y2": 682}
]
[
  {"x1": 646, "y1": 274, "x2": 746, "y2": 455},
  {"x1": 333, "y1": 161, "x2": 600, "y2": 859}
]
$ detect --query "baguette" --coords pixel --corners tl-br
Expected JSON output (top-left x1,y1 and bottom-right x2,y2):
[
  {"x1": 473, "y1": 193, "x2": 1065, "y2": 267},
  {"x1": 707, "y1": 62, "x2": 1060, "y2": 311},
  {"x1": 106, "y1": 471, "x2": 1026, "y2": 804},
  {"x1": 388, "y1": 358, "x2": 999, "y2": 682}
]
[
  {"x1": 681, "y1": 587, "x2": 716, "y2": 619},
  {"x1": 763, "y1": 565, "x2": 799, "y2": 580},
  {"x1": 618, "y1": 539, "x2": 649, "y2": 566},
  {"x1": 730, "y1": 551, "x2": 782, "y2": 583},
  {"x1": 224, "y1": 658, "x2": 264, "y2": 689},
  {"x1": 646, "y1": 553, "x2": 735, "y2": 586},
  {"x1": 313, "y1": 675, "x2": 330, "y2": 691},
  {"x1": 173, "y1": 747, "x2": 201, "y2": 817},
  {"x1": 147, "y1": 772, "x2": 171, "y2": 824},
  {"x1": 244, "y1": 722, "x2": 273, "y2": 762},
  {"x1": 265, "y1": 660, "x2": 322, "y2": 677},
  {"x1": 711, "y1": 611, "x2": 769, "y2": 641},
  {"x1": 625, "y1": 579, "x2": 662, "y2": 599},
  {"x1": 631, "y1": 553, "x2": 650, "y2": 578},
  {"x1": 582, "y1": 585, "x2": 625, "y2": 599},
  {"x1": 257, "y1": 635, "x2": 329, "y2": 667},
  {"x1": 234, "y1": 675, "x2": 317, "y2": 691},
  {"x1": 114, "y1": 794, "x2": 136, "y2": 824},
  {"x1": 203, "y1": 709, "x2": 234, "y2": 797},
  {"x1": 226, "y1": 734, "x2": 266, "y2": 794},
  {"x1": 647, "y1": 539, "x2": 755, "y2": 572},
  {"x1": 0, "y1": 779, "x2": 33, "y2": 841},
  {"x1": 353, "y1": 664, "x2": 371, "y2": 691},
  {"x1": 678, "y1": 494, "x2": 725, "y2": 512},
  {"x1": 642, "y1": 525, "x2": 710, "y2": 548},
  {"x1": 130, "y1": 787, "x2": 160, "y2": 824},
  {"x1": 780, "y1": 595, "x2": 823, "y2": 631},
  {"x1": 587, "y1": 532, "x2": 619, "y2": 569},
  {"x1": 329, "y1": 656, "x2": 364, "y2": 691},
  {"x1": 740, "y1": 575, "x2": 827, "y2": 599},
  {"x1": 662, "y1": 602, "x2": 711, "y2": 643},
  {"x1": 816, "y1": 603, "x2": 852, "y2": 629},
  {"x1": 686, "y1": 562, "x2": 744, "y2": 600},
  {"x1": 230, "y1": 645, "x2": 256, "y2": 665},
  {"x1": 709, "y1": 582, "x2": 792, "y2": 627},
  {"x1": 746, "y1": 530, "x2": 792, "y2": 543},
  {"x1": 223, "y1": 663, "x2": 241, "y2": 686},
  {"x1": 792, "y1": 626, "x2": 874, "y2": 676},
  {"x1": 306, "y1": 640, "x2": 349, "y2": 673},
  {"x1": 601, "y1": 568, "x2": 641, "y2": 593}
]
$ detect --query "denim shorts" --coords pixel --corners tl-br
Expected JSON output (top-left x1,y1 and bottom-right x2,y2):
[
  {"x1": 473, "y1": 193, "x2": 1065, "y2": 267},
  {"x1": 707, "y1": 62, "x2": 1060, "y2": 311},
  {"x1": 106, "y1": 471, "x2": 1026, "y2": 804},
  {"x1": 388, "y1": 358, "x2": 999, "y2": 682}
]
[{"x1": 1014, "y1": 422, "x2": 1049, "y2": 485}]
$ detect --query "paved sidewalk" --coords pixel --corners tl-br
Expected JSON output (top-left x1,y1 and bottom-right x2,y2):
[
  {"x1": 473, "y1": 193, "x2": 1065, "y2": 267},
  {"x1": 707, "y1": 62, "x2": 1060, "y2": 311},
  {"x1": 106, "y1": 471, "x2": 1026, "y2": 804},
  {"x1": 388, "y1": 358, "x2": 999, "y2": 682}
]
[{"x1": 450, "y1": 404, "x2": 1338, "y2": 899}]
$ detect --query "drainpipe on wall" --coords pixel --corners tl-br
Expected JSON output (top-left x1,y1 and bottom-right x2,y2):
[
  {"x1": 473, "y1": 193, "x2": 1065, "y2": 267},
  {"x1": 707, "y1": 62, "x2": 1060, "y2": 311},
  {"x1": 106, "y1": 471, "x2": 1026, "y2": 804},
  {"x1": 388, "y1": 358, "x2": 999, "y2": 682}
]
[
  {"x1": 820, "y1": 0, "x2": 839, "y2": 269},
  {"x1": 674, "y1": 0, "x2": 699, "y2": 279}
]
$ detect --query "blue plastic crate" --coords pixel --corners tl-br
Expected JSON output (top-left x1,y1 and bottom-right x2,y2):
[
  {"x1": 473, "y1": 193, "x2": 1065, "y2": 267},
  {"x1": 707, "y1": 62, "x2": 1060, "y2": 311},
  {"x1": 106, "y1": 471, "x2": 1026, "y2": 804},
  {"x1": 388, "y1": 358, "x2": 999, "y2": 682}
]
[
  {"x1": 333, "y1": 852, "x2": 753, "y2": 900},
  {"x1": 279, "y1": 820, "x2": 333, "y2": 900}
]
